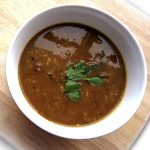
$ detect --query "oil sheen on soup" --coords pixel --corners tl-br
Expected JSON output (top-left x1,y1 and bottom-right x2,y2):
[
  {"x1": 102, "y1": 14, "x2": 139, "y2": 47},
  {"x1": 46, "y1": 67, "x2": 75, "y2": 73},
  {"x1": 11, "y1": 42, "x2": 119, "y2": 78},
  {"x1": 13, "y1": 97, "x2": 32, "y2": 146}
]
[{"x1": 19, "y1": 23, "x2": 126, "y2": 126}]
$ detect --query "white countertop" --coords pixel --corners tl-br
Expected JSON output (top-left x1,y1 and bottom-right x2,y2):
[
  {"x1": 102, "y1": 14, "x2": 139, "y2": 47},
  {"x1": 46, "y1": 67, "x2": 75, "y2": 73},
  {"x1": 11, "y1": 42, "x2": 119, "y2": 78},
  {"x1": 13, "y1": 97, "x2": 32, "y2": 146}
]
[
  {"x1": 0, "y1": 0, "x2": 150, "y2": 149},
  {"x1": 126, "y1": 0, "x2": 150, "y2": 16}
]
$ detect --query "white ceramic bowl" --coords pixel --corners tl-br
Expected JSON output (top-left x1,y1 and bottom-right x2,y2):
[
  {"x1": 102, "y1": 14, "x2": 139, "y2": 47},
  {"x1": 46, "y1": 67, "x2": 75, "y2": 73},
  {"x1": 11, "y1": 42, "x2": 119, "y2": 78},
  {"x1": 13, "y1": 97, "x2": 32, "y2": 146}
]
[{"x1": 6, "y1": 5, "x2": 147, "y2": 139}]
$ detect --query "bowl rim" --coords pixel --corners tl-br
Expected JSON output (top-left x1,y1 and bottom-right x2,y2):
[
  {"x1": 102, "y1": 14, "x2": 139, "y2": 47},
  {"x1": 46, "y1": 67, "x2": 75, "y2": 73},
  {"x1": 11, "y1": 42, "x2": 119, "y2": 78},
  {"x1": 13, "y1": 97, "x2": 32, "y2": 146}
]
[{"x1": 6, "y1": 5, "x2": 147, "y2": 139}]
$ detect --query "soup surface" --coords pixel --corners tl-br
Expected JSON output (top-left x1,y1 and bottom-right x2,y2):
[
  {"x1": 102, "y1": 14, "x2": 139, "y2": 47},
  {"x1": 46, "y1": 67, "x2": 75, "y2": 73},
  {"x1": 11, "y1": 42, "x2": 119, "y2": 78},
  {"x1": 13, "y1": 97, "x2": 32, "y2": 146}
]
[{"x1": 19, "y1": 23, "x2": 126, "y2": 126}]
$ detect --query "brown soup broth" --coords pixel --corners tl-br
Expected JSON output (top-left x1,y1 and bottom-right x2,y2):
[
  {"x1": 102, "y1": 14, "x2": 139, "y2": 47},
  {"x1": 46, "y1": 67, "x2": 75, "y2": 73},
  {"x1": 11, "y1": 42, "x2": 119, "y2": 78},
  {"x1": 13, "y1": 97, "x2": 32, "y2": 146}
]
[{"x1": 19, "y1": 23, "x2": 126, "y2": 126}]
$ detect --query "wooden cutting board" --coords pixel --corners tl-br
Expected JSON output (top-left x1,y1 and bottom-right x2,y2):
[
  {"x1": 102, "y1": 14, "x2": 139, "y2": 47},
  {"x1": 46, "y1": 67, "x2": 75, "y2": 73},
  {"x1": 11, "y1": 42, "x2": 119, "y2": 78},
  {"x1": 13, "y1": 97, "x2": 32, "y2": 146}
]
[{"x1": 0, "y1": 0, "x2": 150, "y2": 149}]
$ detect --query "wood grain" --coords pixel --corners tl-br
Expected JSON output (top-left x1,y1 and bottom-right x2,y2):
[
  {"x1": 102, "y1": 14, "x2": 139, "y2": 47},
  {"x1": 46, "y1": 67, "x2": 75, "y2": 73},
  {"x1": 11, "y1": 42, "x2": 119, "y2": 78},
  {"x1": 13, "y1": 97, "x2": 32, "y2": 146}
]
[{"x1": 0, "y1": 0, "x2": 150, "y2": 150}]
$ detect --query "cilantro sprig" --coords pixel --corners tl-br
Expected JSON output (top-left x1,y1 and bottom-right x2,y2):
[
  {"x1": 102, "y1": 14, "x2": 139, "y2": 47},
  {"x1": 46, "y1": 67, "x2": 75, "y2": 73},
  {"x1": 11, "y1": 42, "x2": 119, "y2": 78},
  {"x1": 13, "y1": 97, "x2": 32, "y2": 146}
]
[{"x1": 64, "y1": 62, "x2": 104, "y2": 102}]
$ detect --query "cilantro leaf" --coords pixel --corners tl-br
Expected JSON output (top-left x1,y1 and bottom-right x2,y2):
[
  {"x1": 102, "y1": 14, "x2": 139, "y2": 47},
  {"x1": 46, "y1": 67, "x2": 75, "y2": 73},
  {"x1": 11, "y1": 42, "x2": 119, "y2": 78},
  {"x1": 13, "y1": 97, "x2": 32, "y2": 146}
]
[
  {"x1": 66, "y1": 67, "x2": 76, "y2": 79},
  {"x1": 66, "y1": 62, "x2": 87, "y2": 80},
  {"x1": 68, "y1": 90, "x2": 81, "y2": 102},
  {"x1": 66, "y1": 68, "x2": 85, "y2": 80},
  {"x1": 74, "y1": 62, "x2": 87, "y2": 73},
  {"x1": 64, "y1": 80, "x2": 81, "y2": 102},
  {"x1": 64, "y1": 80, "x2": 80, "y2": 94},
  {"x1": 87, "y1": 77, "x2": 103, "y2": 86}
]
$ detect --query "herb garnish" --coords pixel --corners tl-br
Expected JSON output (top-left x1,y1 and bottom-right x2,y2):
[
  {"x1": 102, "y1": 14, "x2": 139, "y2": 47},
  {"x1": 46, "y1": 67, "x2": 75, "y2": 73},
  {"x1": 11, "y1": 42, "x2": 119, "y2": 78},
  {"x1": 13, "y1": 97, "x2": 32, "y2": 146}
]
[{"x1": 64, "y1": 62, "x2": 104, "y2": 102}]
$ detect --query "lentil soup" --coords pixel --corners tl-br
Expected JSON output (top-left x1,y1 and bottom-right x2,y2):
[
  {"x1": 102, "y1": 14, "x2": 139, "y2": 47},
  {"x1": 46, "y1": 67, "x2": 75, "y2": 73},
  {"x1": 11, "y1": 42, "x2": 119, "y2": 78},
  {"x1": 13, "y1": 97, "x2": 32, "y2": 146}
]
[{"x1": 19, "y1": 23, "x2": 126, "y2": 126}]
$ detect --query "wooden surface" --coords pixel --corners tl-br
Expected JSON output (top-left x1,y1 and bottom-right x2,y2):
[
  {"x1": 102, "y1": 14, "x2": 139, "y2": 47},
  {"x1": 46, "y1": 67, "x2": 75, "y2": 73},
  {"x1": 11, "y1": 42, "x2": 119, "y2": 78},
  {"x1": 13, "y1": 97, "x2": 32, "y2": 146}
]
[{"x1": 0, "y1": 0, "x2": 150, "y2": 150}]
